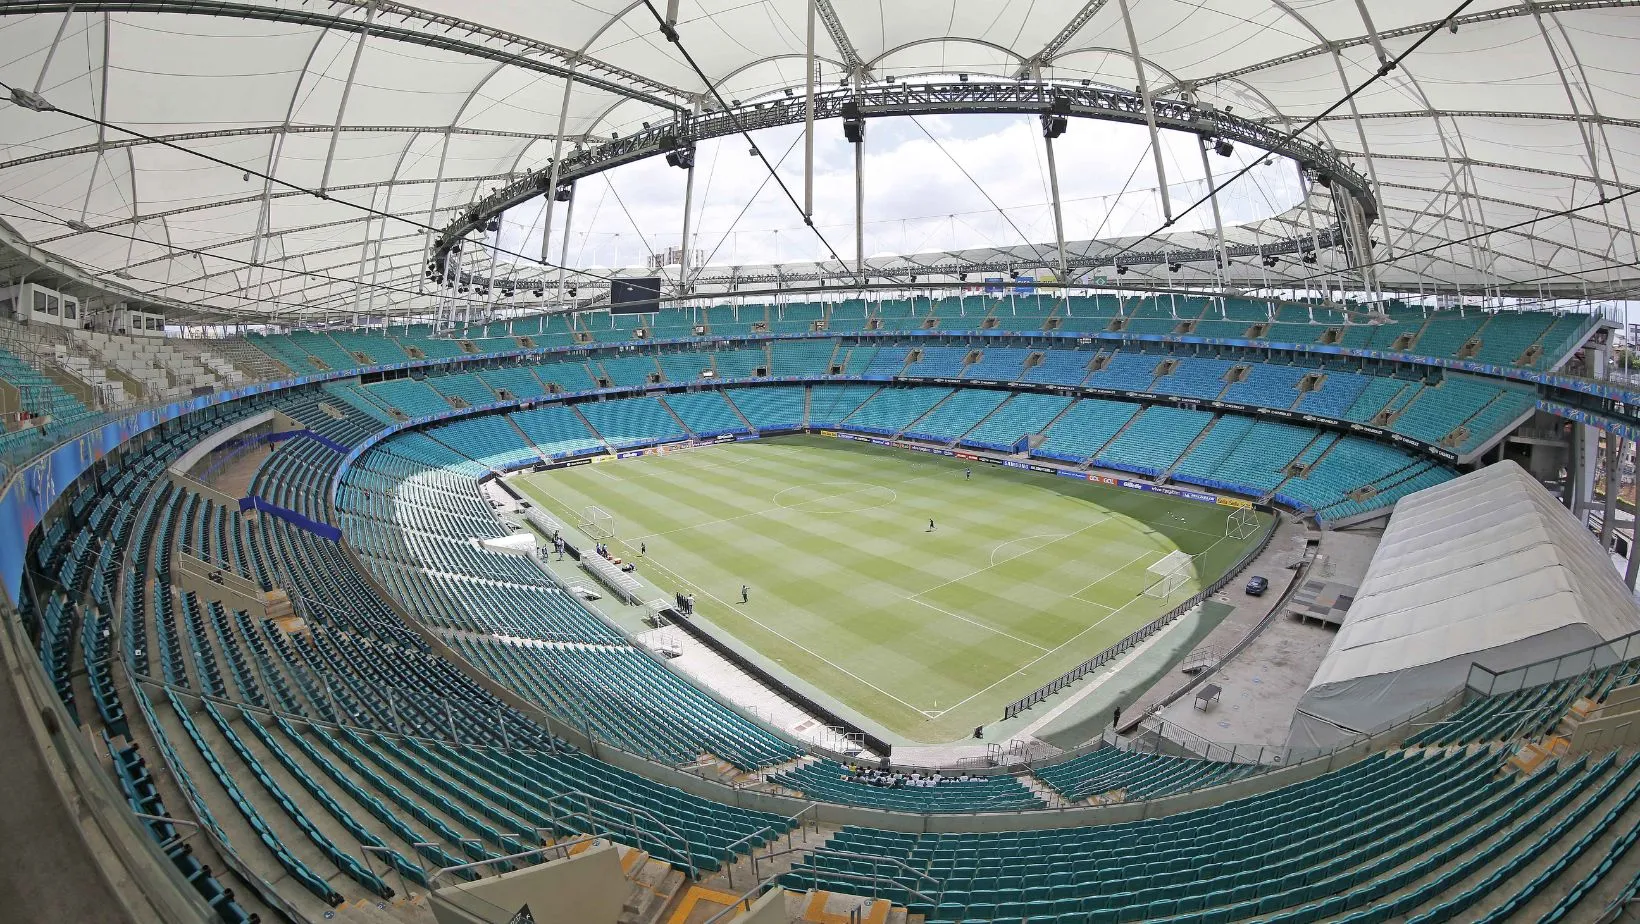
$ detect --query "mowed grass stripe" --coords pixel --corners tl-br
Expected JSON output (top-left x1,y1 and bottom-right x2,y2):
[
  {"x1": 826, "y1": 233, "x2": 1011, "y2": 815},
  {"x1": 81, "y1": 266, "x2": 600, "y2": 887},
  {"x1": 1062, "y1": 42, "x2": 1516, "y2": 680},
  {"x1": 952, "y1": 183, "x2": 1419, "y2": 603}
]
[
  {"x1": 515, "y1": 436, "x2": 1267, "y2": 742},
  {"x1": 530, "y1": 449, "x2": 1039, "y2": 713}
]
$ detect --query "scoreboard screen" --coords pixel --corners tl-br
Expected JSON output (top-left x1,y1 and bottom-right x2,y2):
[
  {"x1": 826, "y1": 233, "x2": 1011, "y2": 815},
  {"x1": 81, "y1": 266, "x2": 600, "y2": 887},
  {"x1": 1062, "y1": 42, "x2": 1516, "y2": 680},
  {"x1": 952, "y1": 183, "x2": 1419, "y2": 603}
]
[{"x1": 609, "y1": 277, "x2": 663, "y2": 314}]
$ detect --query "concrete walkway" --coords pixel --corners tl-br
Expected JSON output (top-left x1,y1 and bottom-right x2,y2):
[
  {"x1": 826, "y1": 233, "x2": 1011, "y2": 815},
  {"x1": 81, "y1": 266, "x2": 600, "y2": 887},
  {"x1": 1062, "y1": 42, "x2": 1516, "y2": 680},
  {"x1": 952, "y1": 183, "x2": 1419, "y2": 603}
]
[{"x1": 0, "y1": 653, "x2": 136, "y2": 924}]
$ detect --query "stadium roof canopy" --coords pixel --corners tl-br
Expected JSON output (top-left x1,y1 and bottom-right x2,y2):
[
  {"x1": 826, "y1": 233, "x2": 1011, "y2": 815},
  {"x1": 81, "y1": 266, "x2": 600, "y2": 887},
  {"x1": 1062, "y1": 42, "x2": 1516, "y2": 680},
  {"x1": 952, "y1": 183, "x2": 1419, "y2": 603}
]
[
  {"x1": 1289, "y1": 459, "x2": 1640, "y2": 751},
  {"x1": 1, "y1": 0, "x2": 1638, "y2": 320}
]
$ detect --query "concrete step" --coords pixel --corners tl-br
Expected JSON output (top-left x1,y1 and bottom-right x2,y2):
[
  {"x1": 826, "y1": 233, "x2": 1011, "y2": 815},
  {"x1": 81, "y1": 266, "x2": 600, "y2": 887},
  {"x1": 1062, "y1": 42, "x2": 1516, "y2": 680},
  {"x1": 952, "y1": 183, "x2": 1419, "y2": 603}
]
[{"x1": 619, "y1": 848, "x2": 687, "y2": 924}]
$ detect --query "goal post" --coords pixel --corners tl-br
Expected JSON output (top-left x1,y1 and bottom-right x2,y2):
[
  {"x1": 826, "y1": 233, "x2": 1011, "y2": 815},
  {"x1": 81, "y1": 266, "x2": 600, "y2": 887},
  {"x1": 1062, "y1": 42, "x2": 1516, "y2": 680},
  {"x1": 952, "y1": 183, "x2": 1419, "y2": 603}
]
[
  {"x1": 579, "y1": 505, "x2": 616, "y2": 540},
  {"x1": 1144, "y1": 550, "x2": 1194, "y2": 599},
  {"x1": 1225, "y1": 505, "x2": 1259, "y2": 541}
]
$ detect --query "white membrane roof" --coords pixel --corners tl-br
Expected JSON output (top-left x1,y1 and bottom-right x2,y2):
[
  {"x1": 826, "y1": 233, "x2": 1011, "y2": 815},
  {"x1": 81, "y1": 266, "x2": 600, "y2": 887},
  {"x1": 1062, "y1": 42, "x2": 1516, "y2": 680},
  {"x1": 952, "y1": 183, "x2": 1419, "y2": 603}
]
[{"x1": 1, "y1": 1, "x2": 1636, "y2": 318}]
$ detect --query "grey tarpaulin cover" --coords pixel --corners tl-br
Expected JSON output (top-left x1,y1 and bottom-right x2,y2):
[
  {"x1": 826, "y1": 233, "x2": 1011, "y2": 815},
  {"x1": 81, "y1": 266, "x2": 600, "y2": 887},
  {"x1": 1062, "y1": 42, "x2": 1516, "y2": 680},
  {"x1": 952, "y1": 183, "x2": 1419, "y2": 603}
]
[{"x1": 1288, "y1": 461, "x2": 1640, "y2": 750}]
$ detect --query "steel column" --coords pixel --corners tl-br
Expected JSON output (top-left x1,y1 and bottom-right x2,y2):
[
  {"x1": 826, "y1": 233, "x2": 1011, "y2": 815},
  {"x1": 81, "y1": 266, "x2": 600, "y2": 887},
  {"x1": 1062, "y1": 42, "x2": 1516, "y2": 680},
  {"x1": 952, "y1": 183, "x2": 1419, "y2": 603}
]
[
  {"x1": 804, "y1": 0, "x2": 817, "y2": 218},
  {"x1": 321, "y1": 0, "x2": 377, "y2": 195},
  {"x1": 540, "y1": 69, "x2": 579, "y2": 265},
  {"x1": 1043, "y1": 131, "x2": 1070, "y2": 284},
  {"x1": 853, "y1": 139, "x2": 864, "y2": 283},
  {"x1": 556, "y1": 183, "x2": 577, "y2": 305},
  {"x1": 1197, "y1": 137, "x2": 1228, "y2": 287},
  {"x1": 1116, "y1": 0, "x2": 1172, "y2": 221},
  {"x1": 679, "y1": 160, "x2": 696, "y2": 293}
]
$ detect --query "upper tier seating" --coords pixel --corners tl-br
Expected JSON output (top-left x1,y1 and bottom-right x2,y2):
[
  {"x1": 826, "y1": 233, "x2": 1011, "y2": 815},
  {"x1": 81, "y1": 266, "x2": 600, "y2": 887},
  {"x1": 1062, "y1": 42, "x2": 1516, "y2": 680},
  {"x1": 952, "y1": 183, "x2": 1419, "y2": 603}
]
[
  {"x1": 242, "y1": 305, "x2": 1599, "y2": 381},
  {"x1": 1405, "y1": 658, "x2": 1640, "y2": 748}
]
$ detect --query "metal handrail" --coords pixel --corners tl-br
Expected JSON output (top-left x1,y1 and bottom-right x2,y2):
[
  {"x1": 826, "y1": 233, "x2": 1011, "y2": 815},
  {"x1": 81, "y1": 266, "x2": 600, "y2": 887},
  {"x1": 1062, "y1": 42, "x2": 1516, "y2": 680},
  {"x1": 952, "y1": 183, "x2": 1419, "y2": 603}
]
[
  {"x1": 722, "y1": 801, "x2": 822, "y2": 888},
  {"x1": 424, "y1": 834, "x2": 603, "y2": 890},
  {"x1": 698, "y1": 875, "x2": 781, "y2": 924},
  {"x1": 359, "y1": 843, "x2": 418, "y2": 901},
  {"x1": 542, "y1": 792, "x2": 696, "y2": 882},
  {"x1": 802, "y1": 848, "x2": 941, "y2": 889},
  {"x1": 777, "y1": 867, "x2": 935, "y2": 907}
]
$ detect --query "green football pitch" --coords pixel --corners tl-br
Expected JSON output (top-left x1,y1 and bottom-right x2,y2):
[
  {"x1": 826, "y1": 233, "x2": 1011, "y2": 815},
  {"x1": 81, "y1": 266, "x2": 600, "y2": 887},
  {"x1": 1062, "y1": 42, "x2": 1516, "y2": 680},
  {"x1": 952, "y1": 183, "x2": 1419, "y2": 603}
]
[{"x1": 512, "y1": 435, "x2": 1267, "y2": 743}]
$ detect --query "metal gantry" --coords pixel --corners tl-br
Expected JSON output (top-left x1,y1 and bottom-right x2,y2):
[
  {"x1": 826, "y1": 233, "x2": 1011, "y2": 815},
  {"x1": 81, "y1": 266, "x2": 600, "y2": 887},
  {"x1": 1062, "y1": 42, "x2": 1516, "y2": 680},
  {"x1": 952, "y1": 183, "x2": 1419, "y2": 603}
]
[{"x1": 430, "y1": 80, "x2": 1379, "y2": 276}]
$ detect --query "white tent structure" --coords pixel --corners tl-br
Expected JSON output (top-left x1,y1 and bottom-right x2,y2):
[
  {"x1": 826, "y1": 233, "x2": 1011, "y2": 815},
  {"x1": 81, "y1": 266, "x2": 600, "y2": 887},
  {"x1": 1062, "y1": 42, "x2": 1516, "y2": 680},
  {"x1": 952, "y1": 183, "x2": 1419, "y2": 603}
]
[
  {"x1": 1, "y1": 1, "x2": 1638, "y2": 321},
  {"x1": 1289, "y1": 460, "x2": 1640, "y2": 751}
]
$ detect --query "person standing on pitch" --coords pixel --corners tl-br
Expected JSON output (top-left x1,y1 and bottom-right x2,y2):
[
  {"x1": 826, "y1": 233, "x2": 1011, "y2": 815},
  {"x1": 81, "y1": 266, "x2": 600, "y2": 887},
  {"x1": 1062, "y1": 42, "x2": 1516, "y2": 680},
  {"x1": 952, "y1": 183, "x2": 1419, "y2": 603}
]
[
  {"x1": 928, "y1": 518, "x2": 936, "y2": 531},
  {"x1": 740, "y1": 584, "x2": 749, "y2": 604},
  {"x1": 965, "y1": 468, "x2": 971, "y2": 480}
]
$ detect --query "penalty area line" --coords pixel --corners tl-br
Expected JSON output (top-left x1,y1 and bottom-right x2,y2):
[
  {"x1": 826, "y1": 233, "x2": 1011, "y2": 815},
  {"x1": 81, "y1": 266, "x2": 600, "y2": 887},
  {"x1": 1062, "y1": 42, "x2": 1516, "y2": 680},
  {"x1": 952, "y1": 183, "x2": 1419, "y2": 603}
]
[{"x1": 925, "y1": 547, "x2": 1180, "y2": 718}]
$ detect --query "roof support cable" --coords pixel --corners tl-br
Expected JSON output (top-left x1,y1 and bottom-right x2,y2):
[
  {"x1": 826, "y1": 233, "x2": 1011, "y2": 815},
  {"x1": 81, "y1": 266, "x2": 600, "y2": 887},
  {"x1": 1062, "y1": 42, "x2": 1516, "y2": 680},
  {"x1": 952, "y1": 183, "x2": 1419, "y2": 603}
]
[
  {"x1": 0, "y1": 195, "x2": 503, "y2": 316},
  {"x1": 1102, "y1": 0, "x2": 1479, "y2": 271},
  {"x1": 637, "y1": 0, "x2": 864, "y2": 284},
  {"x1": 1294, "y1": 182, "x2": 1640, "y2": 291},
  {"x1": 0, "y1": 77, "x2": 627, "y2": 287},
  {"x1": 906, "y1": 115, "x2": 1055, "y2": 271}
]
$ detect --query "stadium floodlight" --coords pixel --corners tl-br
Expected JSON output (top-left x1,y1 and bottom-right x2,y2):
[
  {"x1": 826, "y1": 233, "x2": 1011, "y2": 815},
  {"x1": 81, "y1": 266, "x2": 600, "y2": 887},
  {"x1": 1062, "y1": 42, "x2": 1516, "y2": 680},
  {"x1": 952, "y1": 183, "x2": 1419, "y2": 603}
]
[
  {"x1": 842, "y1": 101, "x2": 865, "y2": 144},
  {"x1": 664, "y1": 145, "x2": 696, "y2": 169},
  {"x1": 1041, "y1": 95, "x2": 1071, "y2": 139}
]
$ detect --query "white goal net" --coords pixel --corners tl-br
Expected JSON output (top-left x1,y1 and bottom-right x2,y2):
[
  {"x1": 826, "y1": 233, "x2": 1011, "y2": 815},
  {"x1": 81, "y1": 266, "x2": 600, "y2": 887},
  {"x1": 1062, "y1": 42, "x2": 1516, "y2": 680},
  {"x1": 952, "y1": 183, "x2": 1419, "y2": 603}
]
[
  {"x1": 1225, "y1": 505, "x2": 1260, "y2": 541},
  {"x1": 579, "y1": 505, "x2": 616, "y2": 540},
  {"x1": 1144, "y1": 550, "x2": 1194, "y2": 599}
]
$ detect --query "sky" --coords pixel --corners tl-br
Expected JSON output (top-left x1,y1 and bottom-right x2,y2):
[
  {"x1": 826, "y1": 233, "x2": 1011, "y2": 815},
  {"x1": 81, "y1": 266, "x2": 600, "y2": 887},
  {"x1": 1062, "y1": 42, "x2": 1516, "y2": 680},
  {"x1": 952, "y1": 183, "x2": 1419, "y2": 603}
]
[{"x1": 490, "y1": 114, "x2": 1303, "y2": 274}]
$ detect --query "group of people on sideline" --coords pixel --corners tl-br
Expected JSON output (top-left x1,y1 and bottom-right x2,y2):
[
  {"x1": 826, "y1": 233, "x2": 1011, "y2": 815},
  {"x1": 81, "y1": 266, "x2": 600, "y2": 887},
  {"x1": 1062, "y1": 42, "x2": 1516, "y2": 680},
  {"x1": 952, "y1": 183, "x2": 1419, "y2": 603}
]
[{"x1": 845, "y1": 766, "x2": 982, "y2": 788}]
